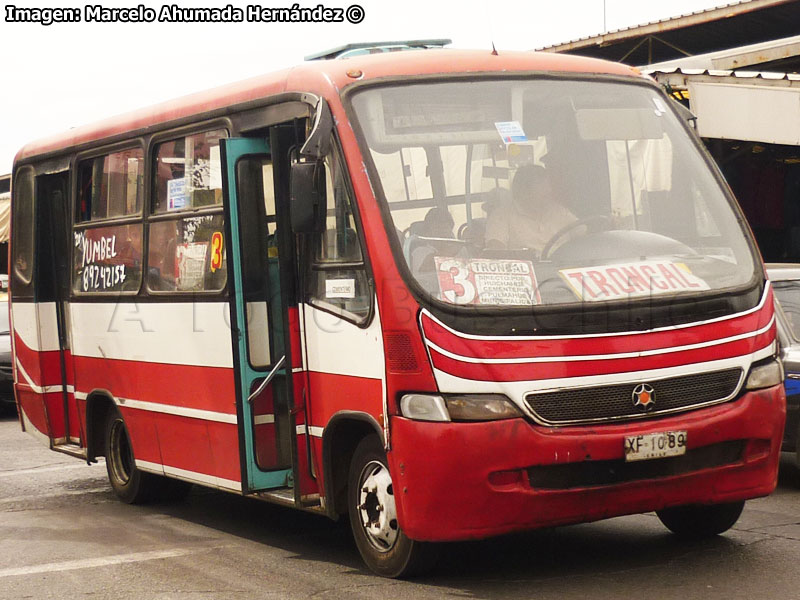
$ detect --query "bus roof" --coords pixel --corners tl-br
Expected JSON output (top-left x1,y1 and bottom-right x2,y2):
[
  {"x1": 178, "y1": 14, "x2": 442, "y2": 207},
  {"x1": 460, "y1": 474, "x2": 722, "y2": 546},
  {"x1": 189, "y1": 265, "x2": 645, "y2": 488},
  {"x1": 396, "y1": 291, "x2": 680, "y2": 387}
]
[{"x1": 14, "y1": 49, "x2": 640, "y2": 165}]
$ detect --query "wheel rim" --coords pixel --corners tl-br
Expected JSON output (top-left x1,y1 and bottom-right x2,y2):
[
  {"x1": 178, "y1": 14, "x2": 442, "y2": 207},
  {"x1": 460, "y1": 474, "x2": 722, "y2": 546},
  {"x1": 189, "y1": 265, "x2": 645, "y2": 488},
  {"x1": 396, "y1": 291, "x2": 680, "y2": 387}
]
[
  {"x1": 356, "y1": 459, "x2": 399, "y2": 552},
  {"x1": 109, "y1": 419, "x2": 132, "y2": 485}
]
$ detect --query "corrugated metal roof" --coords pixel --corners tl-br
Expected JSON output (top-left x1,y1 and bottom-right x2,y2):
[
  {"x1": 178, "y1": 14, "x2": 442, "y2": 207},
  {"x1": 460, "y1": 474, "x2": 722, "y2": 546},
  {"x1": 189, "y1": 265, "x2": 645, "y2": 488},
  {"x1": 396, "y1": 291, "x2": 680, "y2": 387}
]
[
  {"x1": 642, "y1": 34, "x2": 800, "y2": 71},
  {"x1": 648, "y1": 67, "x2": 800, "y2": 86},
  {"x1": 538, "y1": 0, "x2": 800, "y2": 68}
]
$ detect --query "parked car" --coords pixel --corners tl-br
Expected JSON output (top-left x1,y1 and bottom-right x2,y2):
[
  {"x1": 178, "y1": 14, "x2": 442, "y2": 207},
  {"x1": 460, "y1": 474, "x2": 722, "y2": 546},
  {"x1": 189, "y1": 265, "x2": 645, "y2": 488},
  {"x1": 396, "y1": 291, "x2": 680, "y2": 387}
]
[
  {"x1": 0, "y1": 292, "x2": 14, "y2": 414},
  {"x1": 767, "y1": 264, "x2": 800, "y2": 465}
]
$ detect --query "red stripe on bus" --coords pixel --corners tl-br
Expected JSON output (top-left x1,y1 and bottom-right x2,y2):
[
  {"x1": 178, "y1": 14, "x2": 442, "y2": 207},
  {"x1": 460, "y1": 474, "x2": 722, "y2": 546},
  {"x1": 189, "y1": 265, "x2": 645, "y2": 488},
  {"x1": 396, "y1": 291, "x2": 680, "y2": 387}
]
[
  {"x1": 428, "y1": 332, "x2": 773, "y2": 382},
  {"x1": 70, "y1": 356, "x2": 236, "y2": 413}
]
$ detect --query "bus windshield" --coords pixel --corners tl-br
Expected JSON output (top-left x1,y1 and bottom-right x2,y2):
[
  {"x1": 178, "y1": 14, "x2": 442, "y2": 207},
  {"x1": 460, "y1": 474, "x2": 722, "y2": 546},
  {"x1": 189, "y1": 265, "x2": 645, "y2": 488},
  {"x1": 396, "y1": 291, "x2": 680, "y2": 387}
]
[{"x1": 351, "y1": 78, "x2": 758, "y2": 308}]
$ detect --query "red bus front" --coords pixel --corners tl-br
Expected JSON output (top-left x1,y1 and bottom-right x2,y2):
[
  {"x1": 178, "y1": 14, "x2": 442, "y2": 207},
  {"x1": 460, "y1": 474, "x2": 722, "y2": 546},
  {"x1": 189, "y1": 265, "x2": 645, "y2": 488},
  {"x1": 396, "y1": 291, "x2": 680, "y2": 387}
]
[{"x1": 343, "y1": 74, "x2": 785, "y2": 545}]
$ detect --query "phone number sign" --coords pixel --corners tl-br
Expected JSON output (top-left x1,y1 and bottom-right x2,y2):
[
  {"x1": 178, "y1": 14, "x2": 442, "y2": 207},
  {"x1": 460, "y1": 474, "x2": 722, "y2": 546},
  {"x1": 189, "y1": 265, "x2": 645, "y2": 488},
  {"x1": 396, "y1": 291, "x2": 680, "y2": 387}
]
[{"x1": 435, "y1": 257, "x2": 541, "y2": 306}]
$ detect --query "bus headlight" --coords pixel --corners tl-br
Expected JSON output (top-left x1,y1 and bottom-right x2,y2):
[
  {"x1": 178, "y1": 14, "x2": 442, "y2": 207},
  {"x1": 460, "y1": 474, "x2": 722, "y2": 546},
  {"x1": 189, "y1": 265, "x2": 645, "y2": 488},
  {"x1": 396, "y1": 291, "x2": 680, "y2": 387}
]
[
  {"x1": 400, "y1": 393, "x2": 521, "y2": 422},
  {"x1": 745, "y1": 359, "x2": 783, "y2": 390},
  {"x1": 445, "y1": 394, "x2": 521, "y2": 421},
  {"x1": 400, "y1": 394, "x2": 450, "y2": 422}
]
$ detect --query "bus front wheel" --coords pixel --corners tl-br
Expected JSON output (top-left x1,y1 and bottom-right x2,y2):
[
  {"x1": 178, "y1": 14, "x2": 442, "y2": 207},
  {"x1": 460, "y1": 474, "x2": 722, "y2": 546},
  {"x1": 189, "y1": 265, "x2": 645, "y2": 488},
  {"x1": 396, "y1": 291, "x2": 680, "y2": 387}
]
[
  {"x1": 656, "y1": 500, "x2": 745, "y2": 538},
  {"x1": 347, "y1": 434, "x2": 438, "y2": 578}
]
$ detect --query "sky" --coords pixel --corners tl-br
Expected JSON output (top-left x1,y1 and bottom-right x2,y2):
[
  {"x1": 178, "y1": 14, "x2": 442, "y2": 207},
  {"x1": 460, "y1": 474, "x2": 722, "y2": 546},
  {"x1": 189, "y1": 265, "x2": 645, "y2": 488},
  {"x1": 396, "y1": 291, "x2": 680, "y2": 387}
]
[{"x1": 0, "y1": 0, "x2": 732, "y2": 173}]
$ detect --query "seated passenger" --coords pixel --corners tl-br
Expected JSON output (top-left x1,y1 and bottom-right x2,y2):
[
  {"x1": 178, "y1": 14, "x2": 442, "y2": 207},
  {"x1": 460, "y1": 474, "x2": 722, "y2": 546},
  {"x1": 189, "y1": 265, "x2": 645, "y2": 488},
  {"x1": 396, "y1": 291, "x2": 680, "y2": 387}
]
[
  {"x1": 420, "y1": 206, "x2": 454, "y2": 239},
  {"x1": 485, "y1": 164, "x2": 574, "y2": 253}
]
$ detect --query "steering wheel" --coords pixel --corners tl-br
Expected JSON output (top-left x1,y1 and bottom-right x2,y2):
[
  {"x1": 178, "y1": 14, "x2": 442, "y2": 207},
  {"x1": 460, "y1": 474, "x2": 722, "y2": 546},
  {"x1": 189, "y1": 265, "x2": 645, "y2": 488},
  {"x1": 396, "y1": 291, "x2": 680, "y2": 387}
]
[{"x1": 541, "y1": 215, "x2": 612, "y2": 260}]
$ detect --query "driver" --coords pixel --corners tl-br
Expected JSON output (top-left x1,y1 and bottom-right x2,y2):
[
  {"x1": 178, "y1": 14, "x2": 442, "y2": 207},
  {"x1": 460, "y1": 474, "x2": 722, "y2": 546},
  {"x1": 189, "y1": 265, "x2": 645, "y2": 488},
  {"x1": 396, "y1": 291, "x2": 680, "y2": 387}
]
[{"x1": 485, "y1": 164, "x2": 575, "y2": 254}]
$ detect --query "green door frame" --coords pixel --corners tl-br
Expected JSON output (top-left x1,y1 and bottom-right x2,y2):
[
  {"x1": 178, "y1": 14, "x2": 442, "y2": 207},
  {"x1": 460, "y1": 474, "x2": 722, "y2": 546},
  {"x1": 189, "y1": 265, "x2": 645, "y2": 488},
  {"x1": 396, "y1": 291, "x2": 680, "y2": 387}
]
[{"x1": 221, "y1": 137, "x2": 292, "y2": 491}]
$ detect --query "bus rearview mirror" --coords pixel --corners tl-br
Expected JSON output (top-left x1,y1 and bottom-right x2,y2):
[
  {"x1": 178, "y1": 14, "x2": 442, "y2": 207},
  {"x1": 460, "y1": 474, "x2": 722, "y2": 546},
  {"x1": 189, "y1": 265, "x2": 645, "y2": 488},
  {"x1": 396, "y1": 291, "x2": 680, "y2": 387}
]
[{"x1": 290, "y1": 160, "x2": 325, "y2": 234}]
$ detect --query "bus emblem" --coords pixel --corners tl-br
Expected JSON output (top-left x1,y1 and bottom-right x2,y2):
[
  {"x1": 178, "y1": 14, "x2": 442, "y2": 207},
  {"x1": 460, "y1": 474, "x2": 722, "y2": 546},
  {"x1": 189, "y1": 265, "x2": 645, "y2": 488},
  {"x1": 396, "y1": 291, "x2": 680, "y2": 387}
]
[{"x1": 632, "y1": 384, "x2": 656, "y2": 411}]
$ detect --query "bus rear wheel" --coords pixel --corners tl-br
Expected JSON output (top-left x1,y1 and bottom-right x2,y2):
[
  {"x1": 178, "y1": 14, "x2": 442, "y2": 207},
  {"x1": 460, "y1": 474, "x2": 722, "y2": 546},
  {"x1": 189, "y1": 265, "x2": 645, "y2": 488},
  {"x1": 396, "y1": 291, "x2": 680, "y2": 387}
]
[
  {"x1": 656, "y1": 500, "x2": 745, "y2": 538},
  {"x1": 105, "y1": 409, "x2": 162, "y2": 504},
  {"x1": 347, "y1": 434, "x2": 438, "y2": 578}
]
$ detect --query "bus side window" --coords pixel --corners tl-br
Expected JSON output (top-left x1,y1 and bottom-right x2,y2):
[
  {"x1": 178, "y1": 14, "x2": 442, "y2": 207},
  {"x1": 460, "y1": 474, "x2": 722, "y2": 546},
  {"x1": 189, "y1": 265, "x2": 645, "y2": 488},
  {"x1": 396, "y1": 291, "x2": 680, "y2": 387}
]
[
  {"x1": 77, "y1": 148, "x2": 144, "y2": 222},
  {"x1": 306, "y1": 149, "x2": 370, "y2": 323},
  {"x1": 147, "y1": 130, "x2": 228, "y2": 293},
  {"x1": 73, "y1": 148, "x2": 144, "y2": 294},
  {"x1": 11, "y1": 168, "x2": 35, "y2": 292}
]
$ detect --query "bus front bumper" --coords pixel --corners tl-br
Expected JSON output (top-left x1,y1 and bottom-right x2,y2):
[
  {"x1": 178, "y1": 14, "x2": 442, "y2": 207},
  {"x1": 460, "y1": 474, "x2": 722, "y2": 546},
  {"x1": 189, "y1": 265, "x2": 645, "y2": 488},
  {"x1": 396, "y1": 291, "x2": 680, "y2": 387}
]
[{"x1": 388, "y1": 385, "x2": 785, "y2": 542}]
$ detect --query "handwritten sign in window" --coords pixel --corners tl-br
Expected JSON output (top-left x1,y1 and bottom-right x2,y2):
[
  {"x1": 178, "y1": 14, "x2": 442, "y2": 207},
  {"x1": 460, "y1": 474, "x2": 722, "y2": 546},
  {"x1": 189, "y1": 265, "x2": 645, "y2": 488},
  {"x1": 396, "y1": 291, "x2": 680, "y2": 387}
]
[{"x1": 73, "y1": 224, "x2": 142, "y2": 293}]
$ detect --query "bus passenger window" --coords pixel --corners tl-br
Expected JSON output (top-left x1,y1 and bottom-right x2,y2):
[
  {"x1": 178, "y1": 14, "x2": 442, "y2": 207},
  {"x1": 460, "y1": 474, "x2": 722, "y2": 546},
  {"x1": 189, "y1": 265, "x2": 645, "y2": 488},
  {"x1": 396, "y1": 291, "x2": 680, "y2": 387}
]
[
  {"x1": 147, "y1": 129, "x2": 228, "y2": 294},
  {"x1": 147, "y1": 215, "x2": 227, "y2": 292},
  {"x1": 12, "y1": 168, "x2": 35, "y2": 287},
  {"x1": 73, "y1": 148, "x2": 144, "y2": 294},
  {"x1": 77, "y1": 148, "x2": 144, "y2": 222},
  {"x1": 306, "y1": 149, "x2": 370, "y2": 323},
  {"x1": 153, "y1": 130, "x2": 226, "y2": 213}
]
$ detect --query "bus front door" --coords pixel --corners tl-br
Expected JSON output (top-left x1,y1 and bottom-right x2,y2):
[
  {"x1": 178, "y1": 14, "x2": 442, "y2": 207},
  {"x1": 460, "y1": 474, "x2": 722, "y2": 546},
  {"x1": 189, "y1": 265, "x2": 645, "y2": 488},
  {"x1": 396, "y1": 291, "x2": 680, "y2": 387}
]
[{"x1": 221, "y1": 138, "x2": 294, "y2": 492}]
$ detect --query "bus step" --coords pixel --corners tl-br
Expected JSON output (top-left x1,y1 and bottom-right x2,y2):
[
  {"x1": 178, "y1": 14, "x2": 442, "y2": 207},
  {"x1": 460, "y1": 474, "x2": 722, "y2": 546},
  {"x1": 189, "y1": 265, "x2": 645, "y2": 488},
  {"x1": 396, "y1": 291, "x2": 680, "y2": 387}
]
[
  {"x1": 256, "y1": 489, "x2": 323, "y2": 511},
  {"x1": 52, "y1": 443, "x2": 87, "y2": 459},
  {"x1": 256, "y1": 488, "x2": 296, "y2": 506}
]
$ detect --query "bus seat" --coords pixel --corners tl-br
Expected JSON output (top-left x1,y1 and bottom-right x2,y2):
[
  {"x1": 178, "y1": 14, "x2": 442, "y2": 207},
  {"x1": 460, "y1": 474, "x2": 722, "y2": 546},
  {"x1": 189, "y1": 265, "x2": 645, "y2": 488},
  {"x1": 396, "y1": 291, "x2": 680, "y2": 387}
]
[{"x1": 458, "y1": 218, "x2": 486, "y2": 246}]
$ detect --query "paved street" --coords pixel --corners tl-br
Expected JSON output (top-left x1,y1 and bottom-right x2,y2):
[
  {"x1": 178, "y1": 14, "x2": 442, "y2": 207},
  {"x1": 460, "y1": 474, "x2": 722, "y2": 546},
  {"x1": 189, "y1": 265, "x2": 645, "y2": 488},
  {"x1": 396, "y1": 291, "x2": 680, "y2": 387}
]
[{"x1": 2, "y1": 410, "x2": 800, "y2": 600}]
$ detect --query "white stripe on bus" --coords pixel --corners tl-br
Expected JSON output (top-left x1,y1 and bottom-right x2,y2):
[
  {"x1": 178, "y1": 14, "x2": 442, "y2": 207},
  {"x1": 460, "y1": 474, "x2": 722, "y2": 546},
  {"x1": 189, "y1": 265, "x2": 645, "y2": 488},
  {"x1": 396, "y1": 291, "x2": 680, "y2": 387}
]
[
  {"x1": 70, "y1": 302, "x2": 234, "y2": 368},
  {"x1": 295, "y1": 425, "x2": 323, "y2": 437},
  {"x1": 11, "y1": 302, "x2": 61, "y2": 353},
  {"x1": 116, "y1": 398, "x2": 237, "y2": 424},
  {"x1": 432, "y1": 343, "x2": 775, "y2": 399},
  {"x1": 14, "y1": 358, "x2": 75, "y2": 395},
  {"x1": 135, "y1": 459, "x2": 241, "y2": 491}
]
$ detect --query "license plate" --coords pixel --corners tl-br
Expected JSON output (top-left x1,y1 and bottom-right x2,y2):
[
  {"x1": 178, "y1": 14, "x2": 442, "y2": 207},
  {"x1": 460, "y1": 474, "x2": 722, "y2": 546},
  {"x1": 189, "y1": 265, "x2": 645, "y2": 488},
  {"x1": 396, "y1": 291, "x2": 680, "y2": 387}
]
[{"x1": 624, "y1": 431, "x2": 687, "y2": 462}]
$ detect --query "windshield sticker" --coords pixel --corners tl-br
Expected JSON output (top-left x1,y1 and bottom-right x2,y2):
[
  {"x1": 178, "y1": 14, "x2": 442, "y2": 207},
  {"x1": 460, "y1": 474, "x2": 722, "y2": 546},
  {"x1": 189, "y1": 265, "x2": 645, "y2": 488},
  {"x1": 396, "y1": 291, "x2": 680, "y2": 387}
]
[
  {"x1": 652, "y1": 97, "x2": 667, "y2": 116},
  {"x1": 326, "y1": 278, "x2": 356, "y2": 299},
  {"x1": 495, "y1": 121, "x2": 527, "y2": 145},
  {"x1": 209, "y1": 145, "x2": 222, "y2": 189},
  {"x1": 167, "y1": 177, "x2": 188, "y2": 211},
  {"x1": 560, "y1": 260, "x2": 710, "y2": 302},
  {"x1": 435, "y1": 257, "x2": 540, "y2": 306}
]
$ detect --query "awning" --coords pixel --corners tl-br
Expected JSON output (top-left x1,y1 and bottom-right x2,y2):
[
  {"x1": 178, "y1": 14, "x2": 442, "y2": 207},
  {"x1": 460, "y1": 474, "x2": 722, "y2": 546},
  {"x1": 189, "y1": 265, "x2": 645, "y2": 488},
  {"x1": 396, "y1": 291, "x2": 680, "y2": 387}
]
[{"x1": 0, "y1": 193, "x2": 9, "y2": 244}]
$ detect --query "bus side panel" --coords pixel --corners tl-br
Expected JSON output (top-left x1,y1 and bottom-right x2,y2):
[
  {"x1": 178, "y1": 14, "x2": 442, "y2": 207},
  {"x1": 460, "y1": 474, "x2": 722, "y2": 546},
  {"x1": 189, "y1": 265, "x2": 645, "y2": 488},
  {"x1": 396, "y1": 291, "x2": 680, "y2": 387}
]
[
  {"x1": 292, "y1": 371, "x2": 319, "y2": 497},
  {"x1": 207, "y1": 421, "x2": 243, "y2": 485},
  {"x1": 70, "y1": 302, "x2": 241, "y2": 490},
  {"x1": 11, "y1": 302, "x2": 68, "y2": 442},
  {"x1": 119, "y1": 405, "x2": 163, "y2": 467},
  {"x1": 302, "y1": 303, "x2": 386, "y2": 495},
  {"x1": 15, "y1": 389, "x2": 50, "y2": 440},
  {"x1": 305, "y1": 373, "x2": 383, "y2": 427}
]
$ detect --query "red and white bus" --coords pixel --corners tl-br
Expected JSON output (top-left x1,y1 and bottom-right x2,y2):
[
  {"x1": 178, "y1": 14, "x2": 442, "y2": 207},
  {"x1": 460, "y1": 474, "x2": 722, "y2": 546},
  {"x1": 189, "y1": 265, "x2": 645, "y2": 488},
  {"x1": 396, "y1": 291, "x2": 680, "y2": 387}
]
[{"x1": 10, "y1": 45, "x2": 786, "y2": 577}]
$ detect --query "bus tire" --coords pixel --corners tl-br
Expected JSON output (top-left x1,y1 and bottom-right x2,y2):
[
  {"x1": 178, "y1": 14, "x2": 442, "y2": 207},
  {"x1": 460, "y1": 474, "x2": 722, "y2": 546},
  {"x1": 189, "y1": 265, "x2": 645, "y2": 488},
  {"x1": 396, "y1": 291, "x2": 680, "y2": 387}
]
[
  {"x1": 347, "y1": 434, "x2": 438, "y2": 578},
  {"x1": 656, "y1": 500, "x2": 745, "y2": 538},
  {"x1": 105, "y1": 409, "x2": 159, "y2": 504}
]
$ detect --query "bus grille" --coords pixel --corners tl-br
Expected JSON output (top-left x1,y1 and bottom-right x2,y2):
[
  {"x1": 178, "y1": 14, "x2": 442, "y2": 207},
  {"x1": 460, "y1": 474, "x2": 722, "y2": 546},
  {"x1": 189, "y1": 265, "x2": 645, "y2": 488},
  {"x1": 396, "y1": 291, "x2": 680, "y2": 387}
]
[{"x1": 525, "y1": 367, "x2": 743, "y2": 425}]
